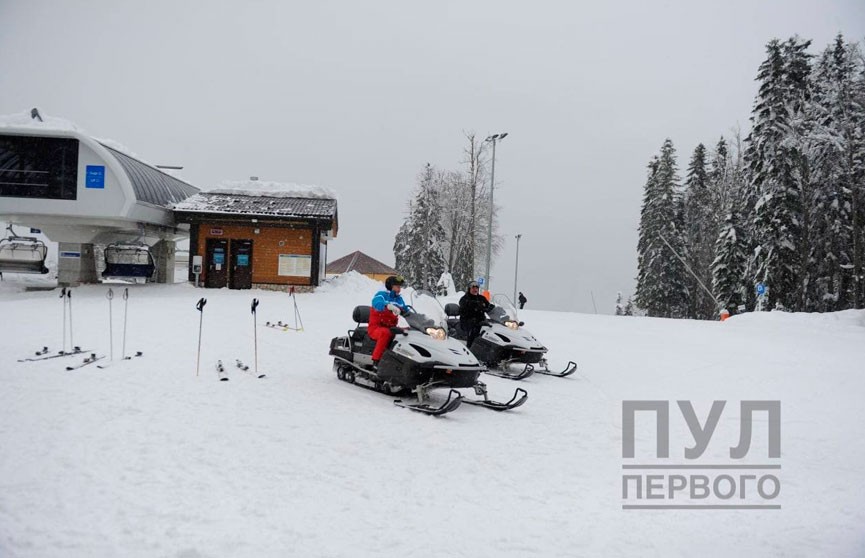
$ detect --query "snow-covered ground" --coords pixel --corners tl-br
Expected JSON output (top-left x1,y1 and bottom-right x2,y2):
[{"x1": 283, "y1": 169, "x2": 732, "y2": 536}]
[{"x1": 1, "y1": 272, "x2": 863, "y2": 557}]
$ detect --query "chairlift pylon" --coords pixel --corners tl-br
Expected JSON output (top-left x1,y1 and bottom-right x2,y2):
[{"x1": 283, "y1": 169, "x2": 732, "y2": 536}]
[{"x1": 0, "y1": 225, "x2": 49, "y2": 275}]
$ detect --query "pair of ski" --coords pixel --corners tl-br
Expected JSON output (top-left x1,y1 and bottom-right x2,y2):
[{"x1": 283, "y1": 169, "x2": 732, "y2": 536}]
[
  {"x1": 18, "y1": 346, "x2": 88, "y2": 362},
  {"x1": 65, "y1": 351, "x2": 144, "y2": 370},
  {"x1": 216, "y1": 359, "x2": 266, "y2": 381},
  {"x1": 66, "y1": 353, "x2": 104, "y2": 370},
  {"x1": 264, "y1": 321, "x2": 301, "y2": 332},
  {"x1": 96, "y1": 352, "x2": 144, "y2": 369}
]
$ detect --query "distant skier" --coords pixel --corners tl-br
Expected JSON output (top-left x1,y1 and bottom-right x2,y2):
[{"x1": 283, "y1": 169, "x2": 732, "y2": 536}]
[
  {"x1": 518, "y1": 292, "x2": 527, "y2": 309},
  {"x1": 459, "y1": 281, "x2": 494, "y2": 348},
  {"x1": 368, "y1": 275, "x2": 408, "y2": 368}
]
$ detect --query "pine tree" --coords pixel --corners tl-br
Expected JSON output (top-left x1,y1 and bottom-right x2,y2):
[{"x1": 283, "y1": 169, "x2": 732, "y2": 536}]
[
  {"x1": 636, "y1": 140, "x2": 689, "y2": 318},
  {"x1": 393, "y1": 164, "x2": 448, "y2": 291}
]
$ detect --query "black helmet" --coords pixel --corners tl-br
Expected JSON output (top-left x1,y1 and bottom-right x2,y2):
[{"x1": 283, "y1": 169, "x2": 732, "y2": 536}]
[
  {"x1": 468, "y1": 280, "x2": 480, "y2": 290},
  {"x1": 385, "y1": 275, "x2": 405, "y2": 291}
]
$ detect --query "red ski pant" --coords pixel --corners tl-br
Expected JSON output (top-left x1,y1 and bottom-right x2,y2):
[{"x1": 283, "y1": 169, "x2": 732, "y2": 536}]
[{"x1": 368, "y1": 325, "x2": 394, "y2": 361}]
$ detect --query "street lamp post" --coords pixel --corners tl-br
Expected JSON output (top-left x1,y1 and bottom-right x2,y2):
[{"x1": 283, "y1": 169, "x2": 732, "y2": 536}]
[
  {"x1": 484, "y1": 132, "x2": 508, "y2": 293},
  {"x1": 513, "y1": 233, "x2": 522, "y2": 305}
]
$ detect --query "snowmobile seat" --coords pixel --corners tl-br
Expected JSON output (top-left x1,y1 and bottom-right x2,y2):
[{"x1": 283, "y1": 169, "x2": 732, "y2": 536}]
[
  {"x1": 352, "y1": 305, "x2": 371, "y2": 324},
  {"x1": 444, "y1": 303, "x2": 461, "y2": 335},
  {"x1": 350, "y1": 306, "x2": 376, "y2": 351}
]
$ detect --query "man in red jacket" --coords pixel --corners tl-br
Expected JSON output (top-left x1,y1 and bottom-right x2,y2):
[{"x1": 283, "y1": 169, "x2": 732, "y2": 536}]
[{"x1": 368, "y1": 275, "x2": 408, "y2": 366}]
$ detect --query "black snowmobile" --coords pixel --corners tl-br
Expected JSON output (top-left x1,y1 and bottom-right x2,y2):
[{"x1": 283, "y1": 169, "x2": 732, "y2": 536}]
[
  {"x1": 445, "y1": 294, "x2": 577, "y2": 380},
  {"x1": 328, "y1": 291, "x2": 528, "y2": 416}
]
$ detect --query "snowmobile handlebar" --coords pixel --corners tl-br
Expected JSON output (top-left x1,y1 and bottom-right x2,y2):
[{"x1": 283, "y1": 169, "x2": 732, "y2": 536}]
[{"x1": 389, "y1": 326, "x2": 408, "y2": 336}]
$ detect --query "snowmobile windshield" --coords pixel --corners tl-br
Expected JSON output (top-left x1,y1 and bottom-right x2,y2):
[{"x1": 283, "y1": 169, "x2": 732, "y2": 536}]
[
  {"x1": 489, "y1": 295, "x2": 521, "y2": 329},
  {"x1": 405, "y1": 290, "x2": 449, "y2": 337}
]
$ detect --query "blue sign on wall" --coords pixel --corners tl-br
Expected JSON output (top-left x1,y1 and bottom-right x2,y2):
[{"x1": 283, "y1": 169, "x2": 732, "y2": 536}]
[
  {"x1": 213, "y1": 251, "x2": 225, "y2": 265},
  {"x1": 85, "y1": 165, "x2": 105, "y2": 189},
  {"x1": 237, "y1": 254, "x2": 250, "y2": 266}
]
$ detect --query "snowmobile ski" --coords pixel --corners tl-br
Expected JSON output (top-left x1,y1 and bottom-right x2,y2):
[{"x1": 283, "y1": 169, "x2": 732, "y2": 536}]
[
  {"x1": 535, "y1": 360, "x2": 578, "y2": 377},
  {"x1": 216, "y1": 360, "x2": 229, "y2": 381},
  {"x1": 236, "y1": 359, "x2": 266, "y2": 378},
  {"x1": 394, "y1": 389, "x2": 463, "y2": 416},
  {"x1": 18, "y1": 347, "x2": 87, "y2": 362},
  {"x1": 462, "y1": 386, "x2": 528, "y2": 411},
  {"x1": 483, "y1": 362, "x2": 535, "y2": 380},
  {"x1": 66, "y1": 353, "x2": 105, "y2": 370}
]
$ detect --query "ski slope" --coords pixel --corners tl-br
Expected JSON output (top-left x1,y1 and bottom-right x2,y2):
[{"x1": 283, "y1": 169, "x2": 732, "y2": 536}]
[{"x1": 0, "y1": 273, "x2": 863, "y2": 557}]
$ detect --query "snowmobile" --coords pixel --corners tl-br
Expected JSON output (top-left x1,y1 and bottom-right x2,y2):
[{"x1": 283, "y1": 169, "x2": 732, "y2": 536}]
[
  {"x1": 444, "y1": 294, "x2": 577, "y2": 380},
  {"x1": 328, "y1": 291, "x2": 528, "y2": 416}
]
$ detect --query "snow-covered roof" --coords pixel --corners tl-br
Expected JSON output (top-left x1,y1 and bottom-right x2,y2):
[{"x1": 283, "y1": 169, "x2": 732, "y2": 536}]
[
  {"x1": 174, "y1": 179, "x2": 338, "y2": 220},
  {"x1": 209, "y1": 179, "x2": 338, "y2": 200},
  {"x1": 0, "y1": 109, "x2": 79, "y2": 132},
  {"x1": 1, "y1": 109, "x2": 200, "y2": 207},
  {"x1": 173, "y1": 192, "x2": 337, "y2": 220}
]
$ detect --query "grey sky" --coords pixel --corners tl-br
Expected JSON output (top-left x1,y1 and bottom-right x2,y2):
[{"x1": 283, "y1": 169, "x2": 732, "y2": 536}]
[{"x1": 2, "y1": 0, "x2": 863, "y2": 313}]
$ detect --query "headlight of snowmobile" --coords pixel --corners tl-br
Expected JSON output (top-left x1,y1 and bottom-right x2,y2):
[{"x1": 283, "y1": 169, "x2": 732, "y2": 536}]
[
  {"x1": 504, "y1": 320, "x2": 519, "y2": 330},
  {"x1": 425, "y1": 327, "x2": 447, "y2": 340}
]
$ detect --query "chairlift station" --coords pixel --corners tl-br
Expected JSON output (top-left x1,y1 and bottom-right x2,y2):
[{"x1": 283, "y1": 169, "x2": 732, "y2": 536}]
[{"x1": 0, "y1": 112, "x2": 337, "y2": 288}]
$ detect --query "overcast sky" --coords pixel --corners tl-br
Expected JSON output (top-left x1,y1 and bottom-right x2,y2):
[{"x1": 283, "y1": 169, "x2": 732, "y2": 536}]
[{"x1": 2, "y1": 0, "x2": 864, "y2": 313}]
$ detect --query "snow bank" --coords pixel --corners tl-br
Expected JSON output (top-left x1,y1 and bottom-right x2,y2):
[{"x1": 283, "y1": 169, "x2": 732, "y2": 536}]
[
  {"x1": 209, "y1": 179, "x2": 338, "y2": 200},
  {"x1": 315, "y1": 270, "x2": 381, "y2": 294}
]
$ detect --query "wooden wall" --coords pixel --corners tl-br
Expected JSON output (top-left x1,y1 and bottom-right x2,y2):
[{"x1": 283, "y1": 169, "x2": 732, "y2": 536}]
[{"x1": 196, "y1": 223, "x2": 314, "y2": 286}]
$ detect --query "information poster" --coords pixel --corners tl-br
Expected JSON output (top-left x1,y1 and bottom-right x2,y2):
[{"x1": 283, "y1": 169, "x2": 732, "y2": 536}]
[{"x1": 278, "y1": 254, "x2": 311, "y2": 277}]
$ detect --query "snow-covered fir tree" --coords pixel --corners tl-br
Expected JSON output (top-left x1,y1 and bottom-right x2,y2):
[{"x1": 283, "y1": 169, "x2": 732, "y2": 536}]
[
  {"x1": 747, "y1": 36, "x2": 814, "y2": 311},
  {"x1": 808, "y1": 35, "x2": 865, "y2": 310},
  {"x1": 682, "y1": 143, "x2": 718, "y2": 319},
  {"x1": 393, "y1": 164, "x2": 448, "y2": 291},
  {"x1": 712, "y1": 210, "x2": 749, "y2": 314},
  {"x1": 636, "y1": 140, "x2": 689, "y2": 318}
]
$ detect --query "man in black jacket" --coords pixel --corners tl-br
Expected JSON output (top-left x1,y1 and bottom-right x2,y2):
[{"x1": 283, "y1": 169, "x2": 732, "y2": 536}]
[
  {"x1": 459, "y1": 281, "x2": 493, "y2": 348},
  {"x1": 518, "y1": 292, "x2": 527, "y2": 309}
]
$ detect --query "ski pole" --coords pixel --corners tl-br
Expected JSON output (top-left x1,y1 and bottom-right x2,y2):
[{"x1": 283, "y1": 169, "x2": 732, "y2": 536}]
[
  {"x1": 251, "y1": 298, "x2": 259, "y2": 376},
  {"x1": 106, "y1": 288, "x2": 114, "y2": 361},
  {"x1": 60, "y1": 287, "x2": 67, "y2": 353},
  {"x1": 67, "y1": 289, "x2": 74, "y2": 350},
  {"x1": 122, "y1": 288, "x2": 129, "y2": 359},
  {"x1": 195, "y1": 298, "x2": 207, "y2": 376}
]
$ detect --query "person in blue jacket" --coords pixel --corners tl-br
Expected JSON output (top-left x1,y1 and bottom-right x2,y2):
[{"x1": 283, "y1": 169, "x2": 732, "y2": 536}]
[{"x1": 368, "y1": 275, "x2": 409, "y2": 366}]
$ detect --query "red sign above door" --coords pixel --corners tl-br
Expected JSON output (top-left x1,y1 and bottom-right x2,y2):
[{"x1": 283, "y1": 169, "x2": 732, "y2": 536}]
[{"x1": 210, "y1": 228, "x2": 224, "y2": 236}]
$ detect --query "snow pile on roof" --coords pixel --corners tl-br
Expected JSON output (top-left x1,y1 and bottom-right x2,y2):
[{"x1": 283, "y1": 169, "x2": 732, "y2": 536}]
[
  {"x1": 0, "y1": 109, "x2": 79, "y2": 132},
  {"x1": 209, "y1": 180, "x2": 338, "y2": 200},
  {"x1": 0, "y1": 109, "x2": 149, "y2": 164}
]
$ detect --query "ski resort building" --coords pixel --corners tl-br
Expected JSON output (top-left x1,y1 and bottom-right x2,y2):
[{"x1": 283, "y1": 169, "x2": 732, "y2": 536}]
[
  {"x1": 172, "y1": 182, "x2": 338, "y2": 290},
  {"x1": 326, "y1": 250, "x2": 396, "y2": 282}
]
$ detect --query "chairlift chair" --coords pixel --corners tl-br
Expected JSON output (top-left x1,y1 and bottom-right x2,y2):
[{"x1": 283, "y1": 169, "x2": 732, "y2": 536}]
[
  {"x1": 0, "y1": 226, "x2": 49, "y2": 275},
  {"x1": 102, "y1": 243, "x2": 156, "y2": 279}
]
